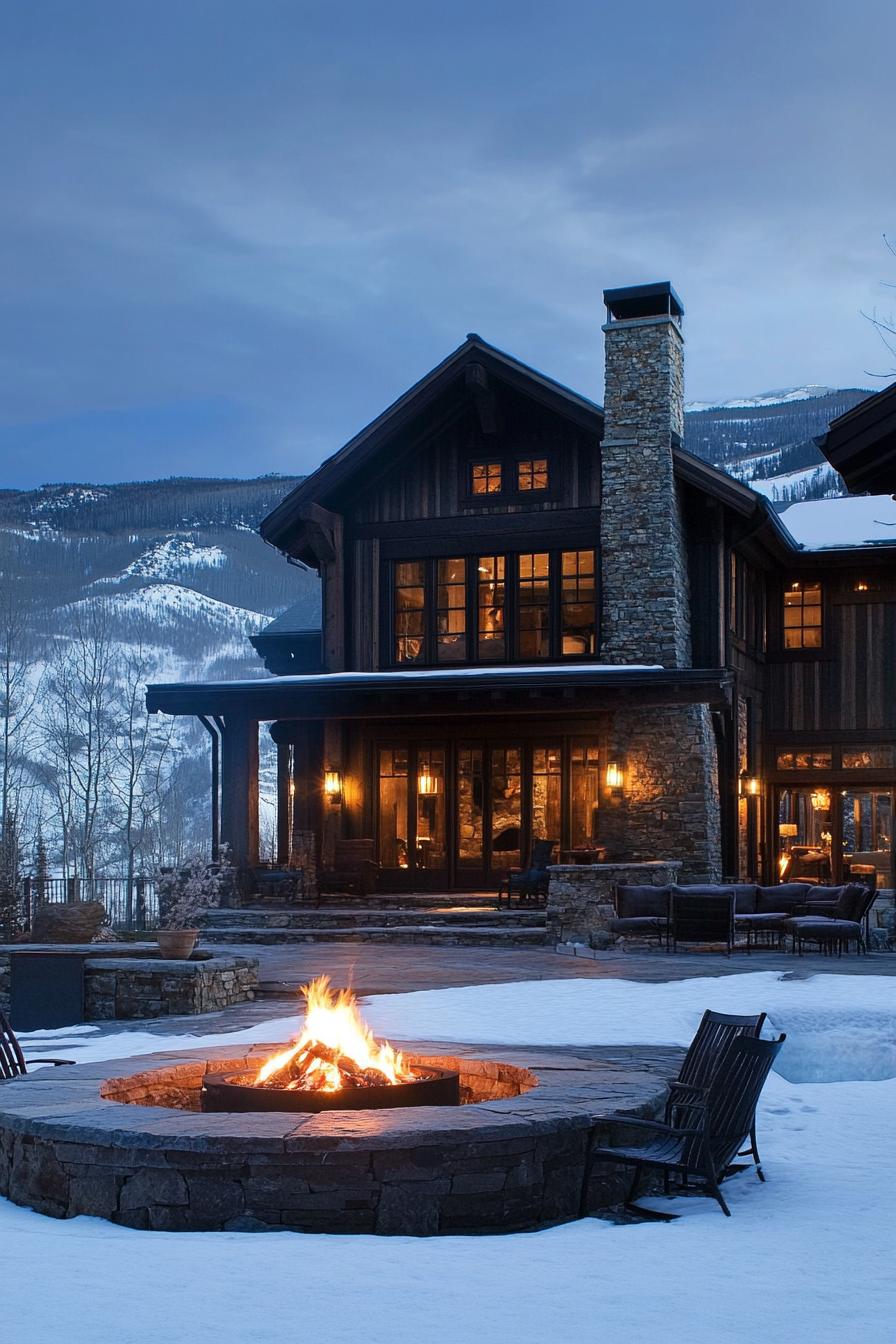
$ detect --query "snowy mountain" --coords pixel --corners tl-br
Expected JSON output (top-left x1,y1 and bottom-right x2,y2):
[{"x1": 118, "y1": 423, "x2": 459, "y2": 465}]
[
  {"x1": 683, "y1": 385, "x2": 871, "y2": 504},
  {"x1": 0, "y1": 475, "x2": 320, "y2": 681}
]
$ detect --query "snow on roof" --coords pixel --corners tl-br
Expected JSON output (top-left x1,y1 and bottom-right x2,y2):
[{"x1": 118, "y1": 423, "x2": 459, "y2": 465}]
[
  {"x1": 778, "y1": 494, "x2": 896, "y2": 550},
  {"x1": 153, "y1": 662, "x2": 666, "y2": 692}
]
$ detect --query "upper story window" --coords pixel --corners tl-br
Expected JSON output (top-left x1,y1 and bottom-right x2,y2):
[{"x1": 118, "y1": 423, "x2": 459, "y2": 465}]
[
  {"x1": 394, "y1": 561, "x2": 426, "y2": 663},
  {"x1": 517, "y1": 553, "x2": 550, "y2": 658},
  {"x1": 517, "y1": 458, "x2": 549, "y2": 491},
  {"x1": 561, "y1": 549, "x2": 597, "y2": 655},
  {"x1": 470, "y1": 462, "x2": 502, "y2": 495},
  {"x1": 391, "y1": 549, "x2": 596, "y2": 666},
  {"x1": 465, "y1": 455, "x2": 552, "y2": 501},
  {"x1": 477, "y1": 556, "x2": 506, "y2": 660},
  {"x1": 436, "y1": 557, "x2": 467, "y2": 663},
  {"x1": 783, "y1": 580, "x2": 822, "y2": 650}
]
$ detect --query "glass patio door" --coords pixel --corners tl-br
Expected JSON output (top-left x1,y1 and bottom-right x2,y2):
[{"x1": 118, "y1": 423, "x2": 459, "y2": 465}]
[
  {"x1": 840, "y1": 789, "x2": 893, "y2": 889},
  {"x1": 377, "y1": 744, "x2": 447, "y2": 880}
]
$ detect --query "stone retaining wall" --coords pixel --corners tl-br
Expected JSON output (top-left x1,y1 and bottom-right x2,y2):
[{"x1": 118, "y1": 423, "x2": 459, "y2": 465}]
[
  {"x1": 546, "y1": 860, "x2": 681, "y2": 946},
  {"x1": 0, "y1": 948, "x2": 258, "y2": 1020}
]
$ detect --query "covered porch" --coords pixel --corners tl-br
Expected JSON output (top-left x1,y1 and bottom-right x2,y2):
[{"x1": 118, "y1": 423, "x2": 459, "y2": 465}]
[{"x1": 146, "y1": 665, "x2": 734, "y2": 893}]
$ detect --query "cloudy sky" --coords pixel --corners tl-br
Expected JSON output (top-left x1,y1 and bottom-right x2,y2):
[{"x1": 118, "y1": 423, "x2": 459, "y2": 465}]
[{"x1": 1, "y1": 1, "x2": 893, "y2": 489}]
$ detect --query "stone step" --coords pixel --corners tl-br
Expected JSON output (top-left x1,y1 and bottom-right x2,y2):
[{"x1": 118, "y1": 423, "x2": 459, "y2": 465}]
[
  {"x1": 200, "y1": 906, "x2": 545, "y2": 930},
  {"x1": 224, "y1": 892, "x2": 504, "y2": 911},
  {"x1": 199, "y1": 925, "x2": 548, "y2": 947}
]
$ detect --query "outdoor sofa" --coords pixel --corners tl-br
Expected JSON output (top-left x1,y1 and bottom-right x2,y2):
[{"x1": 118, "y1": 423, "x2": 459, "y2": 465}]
[{"x1": 610, "y1": 881, "x2": 876, "y2": 953}]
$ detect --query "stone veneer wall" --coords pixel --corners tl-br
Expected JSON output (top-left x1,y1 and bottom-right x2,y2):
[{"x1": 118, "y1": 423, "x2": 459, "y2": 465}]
[
  {"x1": 600, "y1": 313, "x2": 689, "y2": 669},
  {"x1": 597, "y1": 302, "x2": 721, "y2": 880},
  {"x1": 0, "y1": 951, "x2": 258, "y2": 1020},
  {"x1": 546, "y1": 861, "x2": 680, "y2": 945},
  {"x1": 599, "y1": 705, "x2": 722, "y2": 883}
]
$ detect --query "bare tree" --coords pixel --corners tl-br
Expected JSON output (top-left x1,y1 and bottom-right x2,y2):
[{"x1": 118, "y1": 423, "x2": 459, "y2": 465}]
[
  {"x1": 108, "y1": 646, "x2": 177, "y2": 919},
  {"x1": 0, "y1": 586, "x2": 42, "y2": 848},
  {"x1": 862, "y1": 234, "x2": 896, "y2": 376},
  {"x1": 41, "y1": 602, "x2": 118, "y2": 878}
]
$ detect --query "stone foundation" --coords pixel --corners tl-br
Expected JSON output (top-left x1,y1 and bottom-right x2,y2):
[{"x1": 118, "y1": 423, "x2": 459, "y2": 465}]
[
  {"x1": 0, "y1": 947, "x2": 258, "y2": 1020},
  {"x1": 546, "y1": 860, "x2": 680, "y2": 945}
]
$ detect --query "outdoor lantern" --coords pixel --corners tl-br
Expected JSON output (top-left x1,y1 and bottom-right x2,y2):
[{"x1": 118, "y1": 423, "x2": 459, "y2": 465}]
[
  {"x1": 417, "y1": 770, "x2": 441, "y2": 796},
  {"x1": 605, "y1": 762, "x2": 624, "y2": 795},
  {"x1": 739, "y1": 773, "x2": 760, "y2": 797},
  {"x1": 324, "y1": 770, "x2": 343, "y2": 805}
]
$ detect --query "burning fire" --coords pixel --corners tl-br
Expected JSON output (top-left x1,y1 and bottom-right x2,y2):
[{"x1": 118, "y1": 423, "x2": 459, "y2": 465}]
[{"x1": 254, "y1": 975, "x2": 415, "y2": 1093}]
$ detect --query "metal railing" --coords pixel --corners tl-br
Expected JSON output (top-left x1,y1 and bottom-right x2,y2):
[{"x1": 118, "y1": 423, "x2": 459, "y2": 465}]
[{"x1": 21, "y1": 876, "x2": 160, "y2": 931}]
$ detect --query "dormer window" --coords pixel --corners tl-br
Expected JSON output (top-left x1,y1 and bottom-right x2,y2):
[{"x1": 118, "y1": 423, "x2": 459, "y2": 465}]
[
  {"x1": 517, "y1": 458, "x2": 549, "y2": 491},
  {"x1": 470, "y1": 462, "x2": 502, "y2": 495}
]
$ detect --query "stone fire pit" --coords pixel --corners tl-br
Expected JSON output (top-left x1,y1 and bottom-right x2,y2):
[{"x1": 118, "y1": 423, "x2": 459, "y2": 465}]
[{"x1": 0, "y1": 1041, "x2": 675, "y2": 1235}]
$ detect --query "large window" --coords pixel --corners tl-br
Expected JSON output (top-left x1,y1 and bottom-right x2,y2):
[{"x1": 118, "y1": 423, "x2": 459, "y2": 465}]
[
  {"x1": 561, "y1": 550, "x2": 597, "y2": 655},
  {"x1": 436, "y1": 557, "x2": 466, "y2": 663},
  {"x1": 391, "y1": 549, "x2": 597, "y2": 666},
  {"x1": 517, "y1": 553, "x2": 550, "y2": 659},
  {"x1": 393, "y1": 562, "x2": 425, "y2": 664},
  {"x1": 478, "y1": 555, "x2": 506, "y2": 661},
  {"x1": 783, "y1": 581, "x2": 822, "y2": 649}
]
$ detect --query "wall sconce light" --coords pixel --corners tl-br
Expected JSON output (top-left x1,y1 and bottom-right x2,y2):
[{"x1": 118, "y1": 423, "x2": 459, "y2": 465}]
[
  {"x1": 855, "y1": 581, "x2": 869, "y2": 592},
  {"x1": 417, "y1": 771, "x2": 441, "y2": 796},
  {"x1": 605, "y1": 762, "x2": 624, "y2": 796},
  {"x1": 739, "y1": 773, "x2": 761, "y2": 798},
  {"x1": 324, "y1": 770, "x2": 343, "y2": 805}
]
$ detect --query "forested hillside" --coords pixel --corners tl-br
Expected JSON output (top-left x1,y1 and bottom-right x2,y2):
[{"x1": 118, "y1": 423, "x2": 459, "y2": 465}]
[{"x1": 683, "y1": 386, "x2": 868, "y2": 502}]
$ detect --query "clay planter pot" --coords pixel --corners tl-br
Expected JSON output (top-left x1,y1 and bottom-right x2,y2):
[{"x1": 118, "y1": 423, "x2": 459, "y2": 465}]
[{"x1": 155, "y1": 928, "x2": 199, "y2": 960}]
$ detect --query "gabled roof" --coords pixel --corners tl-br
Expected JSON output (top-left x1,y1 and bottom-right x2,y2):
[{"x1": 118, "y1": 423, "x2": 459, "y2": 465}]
[
  {"x1": 260, "y1": 335, "x2": 603, "y2": 554},
  {"x1": 817, "y1": 380, "x2": 896, "y2": 494}
]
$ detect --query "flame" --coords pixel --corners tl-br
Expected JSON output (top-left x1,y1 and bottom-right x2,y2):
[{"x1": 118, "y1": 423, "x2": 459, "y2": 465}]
[{"x1": 254, "y1": 975, "x2": 414, "y2": 1093}]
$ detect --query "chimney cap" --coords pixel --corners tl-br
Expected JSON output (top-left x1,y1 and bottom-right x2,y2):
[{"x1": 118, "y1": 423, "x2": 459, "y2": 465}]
[{"x1": 603, "y1": 281, "x2": 684, "y2": 322}]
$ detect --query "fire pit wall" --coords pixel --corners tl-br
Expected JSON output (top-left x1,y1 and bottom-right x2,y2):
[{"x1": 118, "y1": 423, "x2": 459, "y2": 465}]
[
  {"x1": 546, "y1": 861, "x2": 681, "y2": 947},
  {"x1": 0, "y1": 1045, "x2": 672, "y2": 1235}
]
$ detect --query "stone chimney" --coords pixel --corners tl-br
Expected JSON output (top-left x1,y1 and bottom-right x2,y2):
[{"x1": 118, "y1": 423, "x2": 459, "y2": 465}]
[{"x1": 599, "y1": 282, "x2": 690, "y2": 669}]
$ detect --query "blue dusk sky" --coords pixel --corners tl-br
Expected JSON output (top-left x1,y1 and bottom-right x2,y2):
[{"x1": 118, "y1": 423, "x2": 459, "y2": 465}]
[{"x1": 1, "y1": 0, "x2": 893, "y2": 489}]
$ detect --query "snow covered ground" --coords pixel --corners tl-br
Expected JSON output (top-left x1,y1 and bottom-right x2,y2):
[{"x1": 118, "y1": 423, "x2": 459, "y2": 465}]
[{"x1": 7, "y1": 971, "x2": 895, "y2": 1344}]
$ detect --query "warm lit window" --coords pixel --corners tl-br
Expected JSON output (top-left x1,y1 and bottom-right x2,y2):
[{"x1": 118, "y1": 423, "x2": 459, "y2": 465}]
[
  {"x1": 436, "y1": 557, "x2": 466, "y2": 663},
  {"x1": 477, "y1": 556, "x2": 506, "y2": 660},
  {"x1": 518, "y1": 458, "x2": 549, "y2": 491},
  {"x1": 471, "y1": 462, "x2": 502, "y2": 495},
  {"x1": 518, "y1": 553, "x2": 550, "y2": 659},
  {"x1": 561, "y1": 550, "x2": 596, "y2": 654},
  {"x1": 394, "y1": 561, "x2": 426, "y2": 663},
  {"x1": 842, "y1": 745, "x2": 896, "y2": 769},
  {"x1": 776, "y1": 750, "x2": 832, "y2": 770},
  {"x1": 783, "y1": 581, "x2": 822, "y2": 649}
]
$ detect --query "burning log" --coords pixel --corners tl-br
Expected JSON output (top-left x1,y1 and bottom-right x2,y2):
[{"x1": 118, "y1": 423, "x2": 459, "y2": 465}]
[{"x1": 252, "y1": 976, "x2": 417, "y2": 1094}]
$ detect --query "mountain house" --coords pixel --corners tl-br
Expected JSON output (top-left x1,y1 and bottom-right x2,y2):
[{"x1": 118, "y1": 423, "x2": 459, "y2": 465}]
[{"x1": 147, "y1": 281, "x2": 896, "y2": 894}]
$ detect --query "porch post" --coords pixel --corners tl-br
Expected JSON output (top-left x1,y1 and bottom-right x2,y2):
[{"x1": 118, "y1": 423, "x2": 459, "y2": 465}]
[
  {"x1": 219, "y1": 713, "x2": 259, "y2": 869},
  {"x1": 198, "y1": 715, "x2": 223, "y2": 859},
  {"x1": 276, "y1": 740, "x2": 292, "y2": 867}
]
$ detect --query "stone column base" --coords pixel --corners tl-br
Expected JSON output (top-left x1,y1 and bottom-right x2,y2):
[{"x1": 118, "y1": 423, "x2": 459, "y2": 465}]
[{"x1": 546, "y1": 861, "x2": 681, "y2": 946}]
